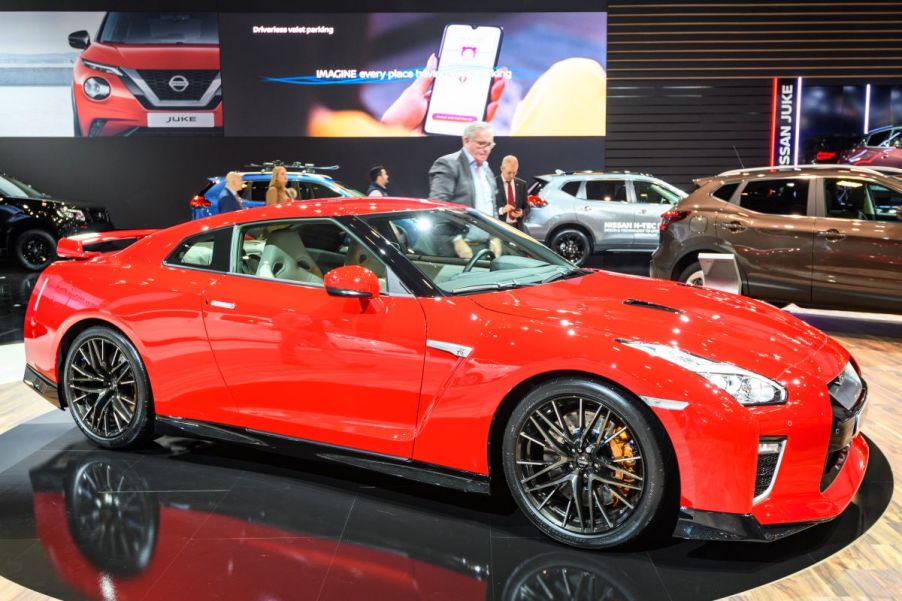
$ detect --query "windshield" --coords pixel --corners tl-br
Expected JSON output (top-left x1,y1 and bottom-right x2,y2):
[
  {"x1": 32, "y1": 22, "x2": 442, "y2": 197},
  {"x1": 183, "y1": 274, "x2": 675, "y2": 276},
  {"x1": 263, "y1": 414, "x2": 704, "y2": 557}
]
[
  {"x1": 98, "y1": 12, "x2": 219, "y2": 45},
  {"x1": 0, "y1": 174, "x2": 48, "y2": 199},
  {"x1": 330, "y1": 181, "x2": 365, "y2": 197},
  {"x1": 359, "y1": 208, "x2": 585, "y2": 295}
]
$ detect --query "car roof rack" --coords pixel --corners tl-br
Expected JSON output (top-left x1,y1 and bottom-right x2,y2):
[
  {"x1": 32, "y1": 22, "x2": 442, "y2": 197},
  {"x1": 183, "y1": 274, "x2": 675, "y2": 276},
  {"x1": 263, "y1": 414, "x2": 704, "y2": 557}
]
[
  {"x1": 541, "y1": 169, "x2": 655, "y2": 178},
  {"x1": 243, "y1": 161, "x2": 340, "y2": 174},
  {"x1": 716, "y1": 164, "x2": 895, "y2": 178}
]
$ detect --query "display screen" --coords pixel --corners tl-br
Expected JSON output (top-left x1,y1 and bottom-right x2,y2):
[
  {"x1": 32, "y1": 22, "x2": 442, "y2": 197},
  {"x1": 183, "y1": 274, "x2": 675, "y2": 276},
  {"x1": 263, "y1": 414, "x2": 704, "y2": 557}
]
[{"x1": 220, "y1": 12, "x2": 607, "y2": 137}]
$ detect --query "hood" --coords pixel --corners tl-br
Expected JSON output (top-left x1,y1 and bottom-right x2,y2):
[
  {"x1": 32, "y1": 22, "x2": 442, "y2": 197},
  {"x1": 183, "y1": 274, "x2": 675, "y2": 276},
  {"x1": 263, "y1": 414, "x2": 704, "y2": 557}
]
[
  {"x1": 84, "y1": 43, "x2": 220, "y2": 70},
  {"x1": 471, "y1": 272, "x2": 837, "y2": 381}
]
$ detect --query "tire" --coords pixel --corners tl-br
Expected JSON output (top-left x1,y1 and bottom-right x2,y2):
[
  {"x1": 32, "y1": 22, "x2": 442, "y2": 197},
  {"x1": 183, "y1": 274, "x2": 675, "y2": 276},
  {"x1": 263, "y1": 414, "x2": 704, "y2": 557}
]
[
  {"x1": 502, "y1": 378, "x2": 667, "y2": 549},
  {"x1": 14, "y1": 229, "x2": 57, "y2": 271},
  {"x1": 677, "y1": 261, "x2": 704, "y2": 286},
  {"x1": 61, "y1": 326, "x2": 155, "y2": 449},
  {"x1": 548, "y1": 228, "x2": 592, "y2": 266}
]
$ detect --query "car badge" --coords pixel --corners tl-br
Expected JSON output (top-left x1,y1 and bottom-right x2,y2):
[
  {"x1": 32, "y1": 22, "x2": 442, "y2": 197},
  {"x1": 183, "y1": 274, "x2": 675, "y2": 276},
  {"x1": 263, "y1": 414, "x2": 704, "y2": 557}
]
[{"x1": 169, "y1": 75, "x2": 190, "y2": 93}]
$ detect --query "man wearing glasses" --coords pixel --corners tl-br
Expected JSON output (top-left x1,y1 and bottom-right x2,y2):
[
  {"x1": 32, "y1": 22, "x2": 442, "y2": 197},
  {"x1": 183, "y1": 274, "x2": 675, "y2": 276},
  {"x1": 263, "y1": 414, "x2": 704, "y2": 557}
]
[{"x1": 428, "y1": 122, "x2": 500, "y2": 258}]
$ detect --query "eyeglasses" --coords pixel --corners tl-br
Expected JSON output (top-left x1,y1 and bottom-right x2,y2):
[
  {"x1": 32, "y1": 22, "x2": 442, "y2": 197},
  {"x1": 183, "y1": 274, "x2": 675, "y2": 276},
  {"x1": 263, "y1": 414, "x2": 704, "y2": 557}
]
[{"x1": 473, "y1": 141, "x2": 496, "y2": 150}]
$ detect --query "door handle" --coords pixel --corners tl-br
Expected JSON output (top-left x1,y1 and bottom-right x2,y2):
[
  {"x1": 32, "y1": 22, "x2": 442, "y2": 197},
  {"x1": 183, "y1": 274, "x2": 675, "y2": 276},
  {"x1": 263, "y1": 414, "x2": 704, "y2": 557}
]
[
  {"x1": 209, "y1": 300, "x2": 236, "y2": 310},
  {"x1": 583, "y1": 205, "x2": 592, "y2": 211},
  {"x1": 817, "y1": 229, "x2": 846, "y2": 241},
  {"x1": 719, "y1": 221, "x2": 747, "y2": 233}
]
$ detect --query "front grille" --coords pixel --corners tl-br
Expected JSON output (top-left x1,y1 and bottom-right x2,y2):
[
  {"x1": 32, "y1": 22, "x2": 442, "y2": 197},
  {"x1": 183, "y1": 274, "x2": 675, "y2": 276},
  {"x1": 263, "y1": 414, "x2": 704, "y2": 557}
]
[{"x1": 135, "y1": 70, "x2": 218, "y2": 101}]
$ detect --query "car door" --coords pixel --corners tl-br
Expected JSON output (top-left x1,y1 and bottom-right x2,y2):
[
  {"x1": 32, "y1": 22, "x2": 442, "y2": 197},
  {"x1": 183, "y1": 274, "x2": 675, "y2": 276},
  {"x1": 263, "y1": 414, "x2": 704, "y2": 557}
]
[
  {"x1": 580, "y1": 178, "x2": 634, "y2": 250},
  {"x1": 811, "y1": 177, "x2": 902, "y2": 311},
  {"x1": 201, "y1": 217, "x2": 427, "y2": 459},
  {"x1": 717, "y1": 177, "x2": 817, "y2": 304},
  {"x1": 631, "y1": 178, "x2": 684, "y2": 250}
]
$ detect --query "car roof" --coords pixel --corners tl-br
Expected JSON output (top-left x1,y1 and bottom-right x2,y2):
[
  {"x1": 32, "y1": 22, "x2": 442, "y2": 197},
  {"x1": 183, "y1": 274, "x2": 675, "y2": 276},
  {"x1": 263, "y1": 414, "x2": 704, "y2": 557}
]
[
  {"x1": 716, "y1": 164, "x2": 896, "y2": 178},
  {"x1": 208, "y1": 172, "x2": 337, "y2": 182},
  {"x1": 537, "y1": 170, "x2": 657, "y2": 179}
]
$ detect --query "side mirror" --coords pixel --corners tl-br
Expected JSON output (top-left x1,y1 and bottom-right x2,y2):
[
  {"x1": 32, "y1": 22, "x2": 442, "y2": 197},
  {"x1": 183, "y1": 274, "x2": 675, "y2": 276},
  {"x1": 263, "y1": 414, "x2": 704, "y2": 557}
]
[
  {"x1": 324, "y1": 265, "x2": 380, "y2": 299},
  {"x1": 68, "y1": 30, "x2": 91, "y2": 50}
]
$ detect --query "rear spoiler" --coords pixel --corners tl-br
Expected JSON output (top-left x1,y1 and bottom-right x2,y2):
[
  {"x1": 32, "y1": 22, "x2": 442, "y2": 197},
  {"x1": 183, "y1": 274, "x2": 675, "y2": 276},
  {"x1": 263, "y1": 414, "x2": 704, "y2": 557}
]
[{"x1": 57, "y1": 229, "x2": 157, "y2": 259}]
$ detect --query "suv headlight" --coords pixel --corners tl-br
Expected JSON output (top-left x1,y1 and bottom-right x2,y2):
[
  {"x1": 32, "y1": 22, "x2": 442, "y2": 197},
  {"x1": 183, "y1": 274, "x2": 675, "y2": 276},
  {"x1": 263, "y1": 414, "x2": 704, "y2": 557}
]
[
  {"x1": 60, "y1": 207, "x2": 86, "y2": 222},
  {"x1": 82, "y1": 59, "x2": 122, "y2": 76},
  {"x1": 619, "y1": 340, "x2": 787, "y2": 406},
  {"x1": 84, "y1": 77, "x2": 111, "y2": 100}
]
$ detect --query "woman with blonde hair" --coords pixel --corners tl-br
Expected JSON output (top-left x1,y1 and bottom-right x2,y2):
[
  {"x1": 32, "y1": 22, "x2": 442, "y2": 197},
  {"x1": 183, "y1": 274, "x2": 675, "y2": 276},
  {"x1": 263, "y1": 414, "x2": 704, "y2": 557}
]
[{"x1": 265, "y1": 165, "x2": 290, "y2": 205}]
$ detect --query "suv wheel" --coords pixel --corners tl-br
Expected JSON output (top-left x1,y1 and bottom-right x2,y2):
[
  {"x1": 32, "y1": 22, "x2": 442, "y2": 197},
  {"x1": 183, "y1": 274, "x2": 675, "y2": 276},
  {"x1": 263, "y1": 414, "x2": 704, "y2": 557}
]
[
  {"x1": 549, "y1": 228, "x2": 591, "y2": 265},
  {"x1": 14, "y1": 229, "x2": 57, "y2": 271},
  {"x1": 678, "y1": 261, "x2": 704, "y2": 286}
]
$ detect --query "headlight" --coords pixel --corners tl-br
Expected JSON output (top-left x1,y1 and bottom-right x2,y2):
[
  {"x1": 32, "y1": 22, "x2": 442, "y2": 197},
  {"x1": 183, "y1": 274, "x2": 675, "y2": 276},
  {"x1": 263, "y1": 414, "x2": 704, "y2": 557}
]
[
  {"x1": 60, "y1": 207, "x2": 86, "y2": 222},
  {"x1": 82, "y1": 59, "x2": 122, "y2": 76},
  {"x1": 84, "y1": 77, "x2": 111, "y2": 100},
  {"x1": 619, "y1": 340, "x2": 787, "y2": 406}
]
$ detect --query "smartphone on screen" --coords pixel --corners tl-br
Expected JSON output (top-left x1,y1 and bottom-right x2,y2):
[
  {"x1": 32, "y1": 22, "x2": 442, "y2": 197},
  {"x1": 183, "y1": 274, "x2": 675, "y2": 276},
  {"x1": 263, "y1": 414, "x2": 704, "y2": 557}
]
[{"x1": 424, "y1": 24, "x2": 503, "y2": 136}]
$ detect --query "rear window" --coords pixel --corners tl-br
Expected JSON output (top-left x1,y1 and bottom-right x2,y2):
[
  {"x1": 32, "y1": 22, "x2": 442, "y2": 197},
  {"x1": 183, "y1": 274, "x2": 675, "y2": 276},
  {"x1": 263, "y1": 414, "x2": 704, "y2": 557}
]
[
  {"x1": 739, "y1": 179, "x2": 808, "y2": 215},
  {"x1": 98, "y1": 12, "x2": 219, "y2": 45},
  {"x1": 712, "y1": 183, "x2": 739, "y2": 201},
  {"x1": 560, "y1": 180, "x2": 581, "y2": 197},
  {"x1": 165, "y1": 228, "x2": 231, "y2": 271},
  {"x1": 528, "y1": 178, "x2": 549, "y2": 196}
]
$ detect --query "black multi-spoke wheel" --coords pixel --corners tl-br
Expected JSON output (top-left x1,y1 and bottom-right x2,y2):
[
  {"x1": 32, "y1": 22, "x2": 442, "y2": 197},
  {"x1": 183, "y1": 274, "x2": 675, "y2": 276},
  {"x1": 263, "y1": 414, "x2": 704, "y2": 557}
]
[
  {"x1": 14, "y1": 229, "x2": 56, "y2": 271},
  {"x1": 62, "y1": 327, "x2": 155, "y2": 448},
  {"x1": 503, "y1": 378, "x2": 667, "y2": 549},
  {"x1": 549, "y1": 228, "x2": 591, "y2": 266}
]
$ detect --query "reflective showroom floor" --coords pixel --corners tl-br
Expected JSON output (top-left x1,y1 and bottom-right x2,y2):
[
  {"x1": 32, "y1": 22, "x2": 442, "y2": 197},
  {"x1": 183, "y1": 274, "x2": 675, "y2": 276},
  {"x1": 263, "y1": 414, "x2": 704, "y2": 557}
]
[{"x1": 0, "y1": 255, "x2": 895, "y2": 601}]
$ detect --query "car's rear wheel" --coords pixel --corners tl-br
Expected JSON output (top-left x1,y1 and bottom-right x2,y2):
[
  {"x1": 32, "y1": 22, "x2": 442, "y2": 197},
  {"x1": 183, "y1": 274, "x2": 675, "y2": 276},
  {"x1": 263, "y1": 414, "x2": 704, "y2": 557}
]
[
  {"x1": 62, "y1": 327, "x2": 155, "y2": 449},
  {"x1": 678, "y1": 261, "x2": 704, "y2": 286},
  {"x1": 14, "y1": 229, "x2": 57, "y2": 271},
  {"x1": 502, "y1": 378, "x2": 666, "y2": 549},
  {"x1": 549, "y1": 228, "x2": 591, "y2": 265}
]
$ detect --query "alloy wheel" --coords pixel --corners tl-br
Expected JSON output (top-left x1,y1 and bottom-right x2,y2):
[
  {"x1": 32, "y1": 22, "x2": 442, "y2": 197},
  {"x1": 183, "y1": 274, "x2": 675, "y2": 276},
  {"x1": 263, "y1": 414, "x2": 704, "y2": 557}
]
[
  {"x1": 555, "y1": 234, "x2": 587, "y2": 263},
  {"x1": 22, "y1": 235, "x2": 53, "y2": 268},
  {"x1": 513, "y1": 396, "x2": 645, "y2": 536},
  {"x1": 684, "y1": 269, "x2": 705, "y2": 286},
  {"x1": 66, "y1": 337, "x2": 138, "y2": 439}
]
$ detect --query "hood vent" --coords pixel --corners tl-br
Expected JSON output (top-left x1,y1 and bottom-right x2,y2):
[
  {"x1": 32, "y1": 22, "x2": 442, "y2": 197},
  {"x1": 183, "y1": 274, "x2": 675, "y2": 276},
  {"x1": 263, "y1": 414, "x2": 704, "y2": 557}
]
[{"x1": 623, "y1": 298, "x2": 683, "y2": 315}]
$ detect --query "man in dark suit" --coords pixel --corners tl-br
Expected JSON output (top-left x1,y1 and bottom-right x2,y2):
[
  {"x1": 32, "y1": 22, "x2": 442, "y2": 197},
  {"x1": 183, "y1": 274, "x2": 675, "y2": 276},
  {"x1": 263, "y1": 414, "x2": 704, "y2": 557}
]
[
  {"x1": 495, "y1": 155, "x2": 529, "y2": 230},
  {"x1": 217, "y1": 171, "x2": 244, "y2": 214}
]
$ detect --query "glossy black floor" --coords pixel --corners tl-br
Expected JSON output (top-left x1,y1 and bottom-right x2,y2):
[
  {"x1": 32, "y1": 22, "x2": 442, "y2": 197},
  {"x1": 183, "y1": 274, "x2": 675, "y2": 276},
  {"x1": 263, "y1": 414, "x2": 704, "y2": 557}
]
[{"x1": 0, "y1": 408, "x2": 892, "y2": 601}]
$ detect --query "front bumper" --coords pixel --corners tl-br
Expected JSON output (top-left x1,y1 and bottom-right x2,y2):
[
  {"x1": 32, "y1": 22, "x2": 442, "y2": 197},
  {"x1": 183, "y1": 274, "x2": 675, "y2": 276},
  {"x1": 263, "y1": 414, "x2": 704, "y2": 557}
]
[
  {"x1": 674, "y1": 508, "x2": 824, "y2": 542},
  {"x1": 23, "y1": 365, "x2": 63, "y2": 410}
]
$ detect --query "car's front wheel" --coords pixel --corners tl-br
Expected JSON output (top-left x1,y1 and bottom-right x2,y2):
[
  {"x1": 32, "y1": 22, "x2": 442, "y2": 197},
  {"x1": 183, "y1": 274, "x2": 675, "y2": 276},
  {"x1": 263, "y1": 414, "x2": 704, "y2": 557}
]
[
  {"x1": 14, "y1": 229, "x2": 57, "y2": 271},
  {"x1": 502, "y1": 378, "x2": 667, "y2": 549},
  {"x1": 62, "y1": 326, "x2": 155, "y2": 449},
  {"x1": 678, "y1": 261, "x2": 705, "y2": 286},
  {"x1": 549, "y1": 228, "x2": 592, "y2": 265}
]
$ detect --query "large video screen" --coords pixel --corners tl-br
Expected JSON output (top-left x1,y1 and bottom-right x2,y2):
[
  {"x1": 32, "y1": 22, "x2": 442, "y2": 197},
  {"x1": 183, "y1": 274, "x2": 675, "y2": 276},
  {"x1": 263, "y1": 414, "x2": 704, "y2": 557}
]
[
  {"x1": 220, "y1": 12, "x2": 607, "y2": 137},
  {"x1": 0, "y1": 11, "x2": 606, "y2": 139}
]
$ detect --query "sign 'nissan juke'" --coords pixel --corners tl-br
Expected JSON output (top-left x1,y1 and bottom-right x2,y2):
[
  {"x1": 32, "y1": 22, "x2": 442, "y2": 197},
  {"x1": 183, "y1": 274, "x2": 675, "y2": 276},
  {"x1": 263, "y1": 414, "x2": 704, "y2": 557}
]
[{"x1": 23, "y1": 198, "x2": 869, "y2": 549}]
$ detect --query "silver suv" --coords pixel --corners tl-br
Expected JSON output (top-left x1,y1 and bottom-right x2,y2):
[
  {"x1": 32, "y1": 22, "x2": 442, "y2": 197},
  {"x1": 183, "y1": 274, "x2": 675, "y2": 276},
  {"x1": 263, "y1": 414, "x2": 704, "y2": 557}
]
[{"x1": 523, "y1": 171, "x2": 687, "y2": 264}]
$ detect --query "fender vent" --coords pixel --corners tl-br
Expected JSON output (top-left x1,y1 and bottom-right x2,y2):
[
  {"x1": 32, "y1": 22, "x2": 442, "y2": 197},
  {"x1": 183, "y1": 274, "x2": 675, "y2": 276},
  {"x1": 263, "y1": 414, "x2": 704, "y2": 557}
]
[{"x1": 623, "y1": 299, "x2": 683, "y2": 315}]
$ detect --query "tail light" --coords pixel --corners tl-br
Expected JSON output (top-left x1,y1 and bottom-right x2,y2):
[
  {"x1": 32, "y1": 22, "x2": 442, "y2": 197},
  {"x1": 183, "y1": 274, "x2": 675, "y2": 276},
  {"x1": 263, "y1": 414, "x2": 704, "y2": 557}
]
[
  {"x1": 190, "y1": 195, "x2": 211, "y2": 208},
  {"x1": 527, "y1": 194, "x2": 547, "y2": 208},
  {"x1": 816, "y1": 151, "x2": 837, "y2": 162},
  {"x1": 659, "y1": 210, "x2": 690, "y2": 232}
]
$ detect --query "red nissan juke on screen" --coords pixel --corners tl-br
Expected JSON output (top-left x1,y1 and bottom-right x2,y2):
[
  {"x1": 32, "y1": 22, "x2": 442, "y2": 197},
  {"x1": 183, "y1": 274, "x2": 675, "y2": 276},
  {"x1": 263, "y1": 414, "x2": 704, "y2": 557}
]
[{"x1": 68, "y1": 12, "x2": 222, "y2": 137}]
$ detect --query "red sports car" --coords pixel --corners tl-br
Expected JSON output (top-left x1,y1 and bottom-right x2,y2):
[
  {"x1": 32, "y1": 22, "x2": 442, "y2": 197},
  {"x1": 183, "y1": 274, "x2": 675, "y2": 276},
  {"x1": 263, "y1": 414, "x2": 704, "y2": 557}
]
[{"x1": 22, "y1": 198, "x2": 869, "y2": 549}]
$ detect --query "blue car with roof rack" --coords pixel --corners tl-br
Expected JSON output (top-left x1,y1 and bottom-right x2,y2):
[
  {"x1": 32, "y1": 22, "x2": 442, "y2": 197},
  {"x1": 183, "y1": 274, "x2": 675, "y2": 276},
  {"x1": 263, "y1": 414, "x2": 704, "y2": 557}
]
[{"x1": 189, "y1": 162, "x2": 363, "y2": 220}]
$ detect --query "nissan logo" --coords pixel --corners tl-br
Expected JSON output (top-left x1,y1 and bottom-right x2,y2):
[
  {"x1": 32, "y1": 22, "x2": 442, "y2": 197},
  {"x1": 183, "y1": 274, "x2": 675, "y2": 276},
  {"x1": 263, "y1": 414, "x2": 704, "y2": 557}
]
[{"x1": 168, "y1": 75, "x2": 189, "y2": 93}]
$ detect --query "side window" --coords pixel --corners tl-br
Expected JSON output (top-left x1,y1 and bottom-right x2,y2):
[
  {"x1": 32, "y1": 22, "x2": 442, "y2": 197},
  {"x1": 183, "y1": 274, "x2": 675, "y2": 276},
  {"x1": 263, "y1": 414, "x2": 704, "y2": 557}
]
[
  {"x1": 166, "y1": 228, "x2": 231, "y2": 271},
  {"x1": 585, "y1": 180, "x2": 627, "y2": 202},
  {"x1": 634, "y1": 180, "x2": 682, "y2": 204},
  {"x1": 824, "y1": 179, "x2": 870, "y2": 220},
  {"x1": 738, "y1": 179, "x2": 808, "y2": 215},
  {"x1": 234, "y1": 220, "x2": 387, "y2": 292},
  {"x1": 865, "y1": 129, "x2": 892, "y2": 147},
  {"x1": 309, "y1": 183, "x2": 339, "y2": 199},
  {"x1": 867, "y1": 182, "x2": 902, "y2": 220},
  {"x1": 247, "y1": 181, "x2": 270, "y2": 202},
  {"x1": 560, "y1": 180, "x2": 581, "y2": 197},
  {"x1": 712, "y1": 182, "x2": 739, "y2": 202}
]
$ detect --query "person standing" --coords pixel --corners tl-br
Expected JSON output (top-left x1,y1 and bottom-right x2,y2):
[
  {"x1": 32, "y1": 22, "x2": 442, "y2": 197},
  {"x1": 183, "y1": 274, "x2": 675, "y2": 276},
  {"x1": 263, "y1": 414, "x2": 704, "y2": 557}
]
[
  {"x1": 495, "y1": 155, "x2": 529, "y2": 230},
  {"x1": 217, "y1": 171, "x2": 244, "y2": 214},
  {"x1": 427, "y1": 121, "x2": 498, "y2": 216},
  {"x1": 265, "y1": 165, "x2": 290, "y2": 206},
  {"x1": 367, "y1": 165, "x2": 390, "y2": 196}
]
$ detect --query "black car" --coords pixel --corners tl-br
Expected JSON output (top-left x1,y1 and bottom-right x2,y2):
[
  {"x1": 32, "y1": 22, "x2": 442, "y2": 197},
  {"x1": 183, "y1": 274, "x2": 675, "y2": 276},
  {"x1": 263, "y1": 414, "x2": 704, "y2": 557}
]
[{"x1": 0, "y1": 172, "x2": 114, "y2": 270}]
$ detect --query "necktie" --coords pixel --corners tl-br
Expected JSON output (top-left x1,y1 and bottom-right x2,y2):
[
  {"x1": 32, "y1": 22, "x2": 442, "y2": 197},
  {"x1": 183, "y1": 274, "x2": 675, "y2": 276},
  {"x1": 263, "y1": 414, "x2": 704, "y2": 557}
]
[{"x1": 506, "y1": 180, "x2": 515, "y2": 222}]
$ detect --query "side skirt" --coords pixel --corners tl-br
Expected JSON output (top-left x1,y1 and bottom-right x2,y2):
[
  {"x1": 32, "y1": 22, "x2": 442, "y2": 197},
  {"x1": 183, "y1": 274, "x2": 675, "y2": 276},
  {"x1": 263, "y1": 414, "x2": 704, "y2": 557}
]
[{"x1": 155, "y1": 416, "x2": 490, "y2": 495}]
